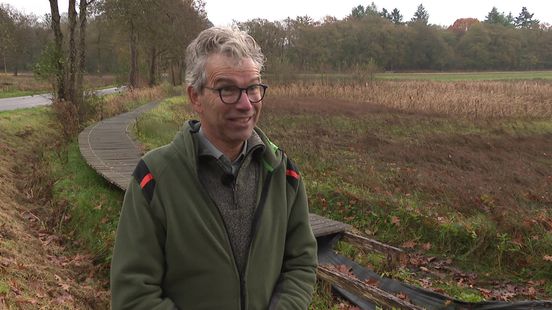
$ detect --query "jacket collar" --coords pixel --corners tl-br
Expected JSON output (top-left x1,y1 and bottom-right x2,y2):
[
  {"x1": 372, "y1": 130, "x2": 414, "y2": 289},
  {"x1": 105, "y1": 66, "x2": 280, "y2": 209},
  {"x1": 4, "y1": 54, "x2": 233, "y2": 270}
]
[{"x1": 176, "y1": 120, "x2": 282, "y2": 173}]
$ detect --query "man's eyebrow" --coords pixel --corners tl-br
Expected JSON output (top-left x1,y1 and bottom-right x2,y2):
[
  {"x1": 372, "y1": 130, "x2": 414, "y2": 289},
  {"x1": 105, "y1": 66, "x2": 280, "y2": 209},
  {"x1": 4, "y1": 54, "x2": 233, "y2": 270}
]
[
  {"x1": 213, "y1": 77, "x2": 261, "y2": 86},
  {"x1": 213, "y1": 78, "x2": 234, "y2": 86}
]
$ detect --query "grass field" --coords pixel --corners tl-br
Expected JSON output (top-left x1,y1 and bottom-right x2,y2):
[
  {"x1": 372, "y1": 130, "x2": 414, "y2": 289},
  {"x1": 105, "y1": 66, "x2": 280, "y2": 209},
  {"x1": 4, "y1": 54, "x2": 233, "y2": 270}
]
[
  {"x1": 3, "y1": 75, "x2": 549, "y2": 307},
  {"x1": 133, "y1": 78, "x2": 552, "y2": 305}
]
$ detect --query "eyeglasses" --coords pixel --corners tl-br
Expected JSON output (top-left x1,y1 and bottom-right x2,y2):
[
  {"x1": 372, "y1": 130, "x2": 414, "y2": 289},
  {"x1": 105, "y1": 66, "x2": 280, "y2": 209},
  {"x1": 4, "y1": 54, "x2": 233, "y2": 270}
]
[{"x1": 204, "y1": 84, "x2": 268, "y2": 104}]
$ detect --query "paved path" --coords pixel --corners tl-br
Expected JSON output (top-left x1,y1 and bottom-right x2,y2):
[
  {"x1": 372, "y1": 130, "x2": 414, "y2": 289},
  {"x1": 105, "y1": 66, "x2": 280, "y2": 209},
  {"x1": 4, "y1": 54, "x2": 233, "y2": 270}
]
[
  {"x1": 0, "y1": 93, "x2": 53, "y2": 111},
  {"x1": 78, "y1": 102, "x2": 350, "y2": 238},
  {"x1": 0, "y1": 86, "x2": 126, "y2": 112}
]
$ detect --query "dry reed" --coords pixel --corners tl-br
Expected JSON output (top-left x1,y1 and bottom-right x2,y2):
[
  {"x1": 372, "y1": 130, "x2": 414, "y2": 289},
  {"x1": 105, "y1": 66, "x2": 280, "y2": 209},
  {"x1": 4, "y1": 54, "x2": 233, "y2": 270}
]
[
  {"x1": 270, "y1": 80, "x2": 552, "y2": 119},
  {"x1": 99, "y1": 86, "x2": 166, "y2": 118}
]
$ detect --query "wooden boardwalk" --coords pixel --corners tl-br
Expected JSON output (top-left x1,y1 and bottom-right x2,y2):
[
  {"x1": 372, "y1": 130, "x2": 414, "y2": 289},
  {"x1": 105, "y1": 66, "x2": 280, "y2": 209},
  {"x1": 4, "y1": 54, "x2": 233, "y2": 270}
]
[
  {"x1": 78, "y1": 102, "x2": 158, "y2": 190},
  {"x1": 78, "y1": 102, "x2": 349, "y2": 238}
]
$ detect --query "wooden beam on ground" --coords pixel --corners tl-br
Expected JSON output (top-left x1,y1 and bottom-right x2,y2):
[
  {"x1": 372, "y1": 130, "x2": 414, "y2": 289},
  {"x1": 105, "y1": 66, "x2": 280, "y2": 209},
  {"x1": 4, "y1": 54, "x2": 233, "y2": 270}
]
[
  {"x1": 309, "y1": 213, "x2": 351, "y2": 238},
  {"x1": 341, "y1": 231, "x2": 405, "y2": 268},
  {"x1": 317, "y1": 265, "x2": 423, "y2": 310}
]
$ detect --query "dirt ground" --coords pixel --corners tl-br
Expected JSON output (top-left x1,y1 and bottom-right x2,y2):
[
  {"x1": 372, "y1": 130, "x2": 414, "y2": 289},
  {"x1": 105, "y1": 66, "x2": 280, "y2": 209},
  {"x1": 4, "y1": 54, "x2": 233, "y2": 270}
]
[
  {"x1": 264, "y1": 96, "x2": 552, "y2": 219},
  {"x1": 262, "y1": 96, "x2": 552, "y2": 299}
]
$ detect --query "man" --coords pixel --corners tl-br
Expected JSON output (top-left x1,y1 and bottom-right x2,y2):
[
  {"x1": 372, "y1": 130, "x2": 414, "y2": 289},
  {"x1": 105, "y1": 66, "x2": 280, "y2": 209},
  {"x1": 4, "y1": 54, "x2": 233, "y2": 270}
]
[{"x1": 110, "y1": 27, "x2": 318, "y2": 309}]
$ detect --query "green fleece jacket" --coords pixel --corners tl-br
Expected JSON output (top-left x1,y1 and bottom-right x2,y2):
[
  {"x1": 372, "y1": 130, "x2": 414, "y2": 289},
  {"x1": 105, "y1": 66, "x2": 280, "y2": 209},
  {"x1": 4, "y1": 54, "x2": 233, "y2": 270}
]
[{"x1": 110, "y1": 121, "x2": 317, "y2": 310}]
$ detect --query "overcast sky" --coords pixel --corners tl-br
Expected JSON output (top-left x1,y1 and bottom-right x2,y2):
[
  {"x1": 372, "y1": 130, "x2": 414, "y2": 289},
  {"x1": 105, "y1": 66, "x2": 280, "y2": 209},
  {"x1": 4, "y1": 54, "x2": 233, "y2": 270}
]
[{"x1": 2, "y1": 0, "x2": 551, "y2": 27}]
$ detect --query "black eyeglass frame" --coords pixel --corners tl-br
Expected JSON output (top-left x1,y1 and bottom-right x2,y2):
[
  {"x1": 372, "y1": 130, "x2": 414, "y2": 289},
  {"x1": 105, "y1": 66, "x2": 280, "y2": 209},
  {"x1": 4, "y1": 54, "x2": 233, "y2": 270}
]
[{"x1": 203, "y1": 83, "x2": 268, "y2": 104}]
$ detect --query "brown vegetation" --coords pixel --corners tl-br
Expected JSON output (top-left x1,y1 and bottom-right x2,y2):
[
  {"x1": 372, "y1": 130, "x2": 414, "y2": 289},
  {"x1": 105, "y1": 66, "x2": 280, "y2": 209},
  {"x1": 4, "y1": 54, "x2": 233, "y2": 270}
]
[
  {"x1": 260, "y1": 84, "x2": 552, "y2": 298},
  {"x1": 270, "y1": 80, "x2": 552, "y2": 118}
]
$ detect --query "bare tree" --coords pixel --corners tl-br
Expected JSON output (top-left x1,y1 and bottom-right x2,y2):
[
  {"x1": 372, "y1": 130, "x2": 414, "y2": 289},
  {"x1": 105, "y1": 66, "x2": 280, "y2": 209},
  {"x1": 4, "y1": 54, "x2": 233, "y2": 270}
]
[
  {"x1": 75, "y1": 0, "x2": 95, "y2": 109},
  {"x1": 67, "y1": 0, "x2": 77, "y2": 102},
  {"x1": 48, "y1": 0, "x2": 65, "y2": 100}
]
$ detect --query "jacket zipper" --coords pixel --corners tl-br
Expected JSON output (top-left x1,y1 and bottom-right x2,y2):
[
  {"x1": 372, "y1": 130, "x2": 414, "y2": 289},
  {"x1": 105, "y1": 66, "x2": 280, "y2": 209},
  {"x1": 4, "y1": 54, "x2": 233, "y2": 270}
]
[
  {"x1": 240, "y1": 171, "x2": 273, "y2": 310},
  {"x1": 195, "y1": 170, "x2": 242, "y2": 309},
  {"x1": 240, "y1": 155, "x2": 283, "y2": 309}
]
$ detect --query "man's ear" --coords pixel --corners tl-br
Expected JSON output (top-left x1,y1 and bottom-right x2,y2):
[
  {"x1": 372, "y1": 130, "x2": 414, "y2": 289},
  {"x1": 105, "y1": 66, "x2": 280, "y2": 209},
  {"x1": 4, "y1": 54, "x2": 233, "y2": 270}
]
[{"x1": 187, "y1": 85, "x2": 202, "y2": 113}]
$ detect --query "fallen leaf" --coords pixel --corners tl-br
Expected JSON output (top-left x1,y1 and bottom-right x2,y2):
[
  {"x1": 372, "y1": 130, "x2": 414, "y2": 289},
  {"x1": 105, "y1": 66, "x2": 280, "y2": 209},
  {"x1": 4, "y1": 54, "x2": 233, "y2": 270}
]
[
  {"x1": 421, "y1": 242, "x2": 432, "y2": 251},
  {"x1": 525, "y1": 287, "x2": 537, "y2": 298},
  {"x1": 391, "y1": 216, "x2": 401, "y2": 226},
  {"x1": 396, "y1": 292, "x2": 410, "y2": 302},
  {"x1": 364, "y1": 278, "x2": 379, "y2": 286},
  {"x1": 401, "y1": 240, "x2": 417, "y2": 249},
  {"x1": 337, "y1": 264, "x2": 351, "y2": 274},
  {"x1": 543, "y1": 255, "x2": 552, "y2": 262}
]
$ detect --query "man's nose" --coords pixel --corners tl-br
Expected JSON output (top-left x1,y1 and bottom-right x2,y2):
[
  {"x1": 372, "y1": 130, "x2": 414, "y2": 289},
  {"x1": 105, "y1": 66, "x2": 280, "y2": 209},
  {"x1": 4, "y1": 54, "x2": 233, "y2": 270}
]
[{"x1": 235, "y1": 90, "x2": 253, "y2": 109}]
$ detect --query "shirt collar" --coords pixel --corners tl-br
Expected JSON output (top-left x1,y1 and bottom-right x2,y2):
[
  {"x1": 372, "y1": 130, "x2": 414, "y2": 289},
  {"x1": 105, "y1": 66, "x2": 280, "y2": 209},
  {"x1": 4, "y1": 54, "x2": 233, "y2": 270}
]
[{"x1": 197, "y1": 127, "x2": 248, "y2": 165}]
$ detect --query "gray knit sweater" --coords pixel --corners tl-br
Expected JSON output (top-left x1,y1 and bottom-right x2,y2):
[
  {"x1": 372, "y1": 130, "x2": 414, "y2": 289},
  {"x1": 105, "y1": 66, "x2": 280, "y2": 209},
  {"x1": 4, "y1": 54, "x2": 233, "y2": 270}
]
[{"x1": 196, "y1": 130, "x2": 265, "y2": 276}]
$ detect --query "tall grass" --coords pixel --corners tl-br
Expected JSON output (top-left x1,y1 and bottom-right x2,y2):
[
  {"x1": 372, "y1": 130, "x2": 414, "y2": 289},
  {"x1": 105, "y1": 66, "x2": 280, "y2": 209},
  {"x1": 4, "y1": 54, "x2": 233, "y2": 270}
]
[{"x1": 270, "y1": 80, "x2": 552, "y2": 118}]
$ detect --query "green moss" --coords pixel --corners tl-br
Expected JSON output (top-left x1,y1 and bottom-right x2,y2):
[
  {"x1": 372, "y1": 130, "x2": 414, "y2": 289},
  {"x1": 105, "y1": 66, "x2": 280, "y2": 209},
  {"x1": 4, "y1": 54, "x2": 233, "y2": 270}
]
[{"x1": 0, "y1": 280, "x2": 9, "y2": 295}]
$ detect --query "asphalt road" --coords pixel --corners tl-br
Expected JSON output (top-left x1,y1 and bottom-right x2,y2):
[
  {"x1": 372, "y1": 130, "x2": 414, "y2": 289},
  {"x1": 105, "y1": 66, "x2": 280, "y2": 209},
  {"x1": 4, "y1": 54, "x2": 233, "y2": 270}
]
[{"x1": 0, "y1": 86, "x2": 126, "y2": 112}]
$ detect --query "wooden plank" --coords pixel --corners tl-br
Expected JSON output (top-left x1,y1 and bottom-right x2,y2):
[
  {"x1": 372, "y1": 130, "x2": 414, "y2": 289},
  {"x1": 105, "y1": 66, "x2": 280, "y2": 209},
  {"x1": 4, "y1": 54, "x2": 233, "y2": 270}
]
[
  {"x1": 309, "y1": 213, "x2": 350, "y2": 237},
  {"x1": 317, "y1": 265, "x2": 423, "y2": 310},
  {"x1": 341, "y1": 231, "x2": 405, "y2": 268}
]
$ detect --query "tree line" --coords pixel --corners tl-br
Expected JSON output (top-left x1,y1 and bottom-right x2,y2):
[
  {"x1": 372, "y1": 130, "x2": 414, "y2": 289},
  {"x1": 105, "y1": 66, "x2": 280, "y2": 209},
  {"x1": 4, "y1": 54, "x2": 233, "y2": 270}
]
[
  {"x1": 1, "y1": 0, "x2": 209, "y2": 101},
  {"x1": 237, "y1": 4, "x2": 551, "y2": 73},
  {"x1": 0, "y1": 1, "x2": 550, "y2": 93}
]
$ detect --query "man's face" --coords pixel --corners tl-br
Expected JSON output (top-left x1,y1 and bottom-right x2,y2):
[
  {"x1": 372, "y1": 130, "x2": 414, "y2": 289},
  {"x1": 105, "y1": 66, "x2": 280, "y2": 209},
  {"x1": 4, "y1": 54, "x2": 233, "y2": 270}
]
[{"x1": 189, "y1": 54, "x2": 262, "y2": 151}]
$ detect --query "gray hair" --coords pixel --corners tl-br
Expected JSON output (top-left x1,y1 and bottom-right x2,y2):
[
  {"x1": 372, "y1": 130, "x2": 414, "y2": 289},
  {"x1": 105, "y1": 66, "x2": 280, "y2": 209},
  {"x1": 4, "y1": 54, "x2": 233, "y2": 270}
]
[{"x1": 185, "y1": 26, "x2": 265, "y2": 92}]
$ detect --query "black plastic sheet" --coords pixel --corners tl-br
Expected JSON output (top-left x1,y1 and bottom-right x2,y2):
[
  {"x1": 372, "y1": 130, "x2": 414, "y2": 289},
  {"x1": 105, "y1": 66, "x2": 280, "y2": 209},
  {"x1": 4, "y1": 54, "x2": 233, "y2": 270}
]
[{"x1": 317, "y1": 234, "x2": 552, "y2": 310}]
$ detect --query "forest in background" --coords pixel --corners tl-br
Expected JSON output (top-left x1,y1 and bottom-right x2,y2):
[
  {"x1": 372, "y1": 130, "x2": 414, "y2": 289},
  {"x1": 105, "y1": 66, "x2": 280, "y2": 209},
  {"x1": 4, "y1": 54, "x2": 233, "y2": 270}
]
[{"x1": 0, "y1": 1, "x2": 551, "y2": 88}]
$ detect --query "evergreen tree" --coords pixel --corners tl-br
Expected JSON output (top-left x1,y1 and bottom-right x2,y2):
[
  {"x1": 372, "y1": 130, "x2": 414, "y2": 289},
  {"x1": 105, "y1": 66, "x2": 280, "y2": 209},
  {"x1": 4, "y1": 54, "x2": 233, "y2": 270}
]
[
  {"x1": 514, "y1": 7, "x2": 539, "y2": 28},
  {"x1": 365, "y1": 2, "x2": 379, "y2": 16},
  {"x1": 484, "y1": 7, "x2": 514, "y2": 27},
  {"x1": 380, "y1": 8, "x2": 391, "y2": 20},
  {"x1": 350, "y1": 5, "x2": 365, "y2": 19},
  {"x1": 390, "y1": 8, "x2": 403, "y2": 25},
  {"x1": 411, "y1": 4, "x2": 429, "y2": 25}
]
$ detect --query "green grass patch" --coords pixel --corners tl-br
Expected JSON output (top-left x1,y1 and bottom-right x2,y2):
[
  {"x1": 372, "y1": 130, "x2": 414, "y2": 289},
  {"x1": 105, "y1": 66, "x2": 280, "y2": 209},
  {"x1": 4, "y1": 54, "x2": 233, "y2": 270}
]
[
  {"x1": 0, "y1": 280, "x2": 9, "y2": 295},
  {"x1": 134, "y1": 96, "x2": 193, "y2": 151},
  {"x1": 48, "y1": 142, "x2": 124, "y2": 264},
  {"x1": 433, "y1": 284, "x2": 485, "y2": 303},
  {"x1": 0, "y1": 90, "x2": 47, "y2": 99}
]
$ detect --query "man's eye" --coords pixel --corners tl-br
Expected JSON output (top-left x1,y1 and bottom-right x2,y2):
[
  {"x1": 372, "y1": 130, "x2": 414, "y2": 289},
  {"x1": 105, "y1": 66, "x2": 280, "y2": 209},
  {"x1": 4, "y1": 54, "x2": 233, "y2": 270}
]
[
  {"x1": 220, "y1": 86, "x2": 238, "y2": 96},
  {"x1": 247, "y1": 85, "x2": 261, "y2": 94}
]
